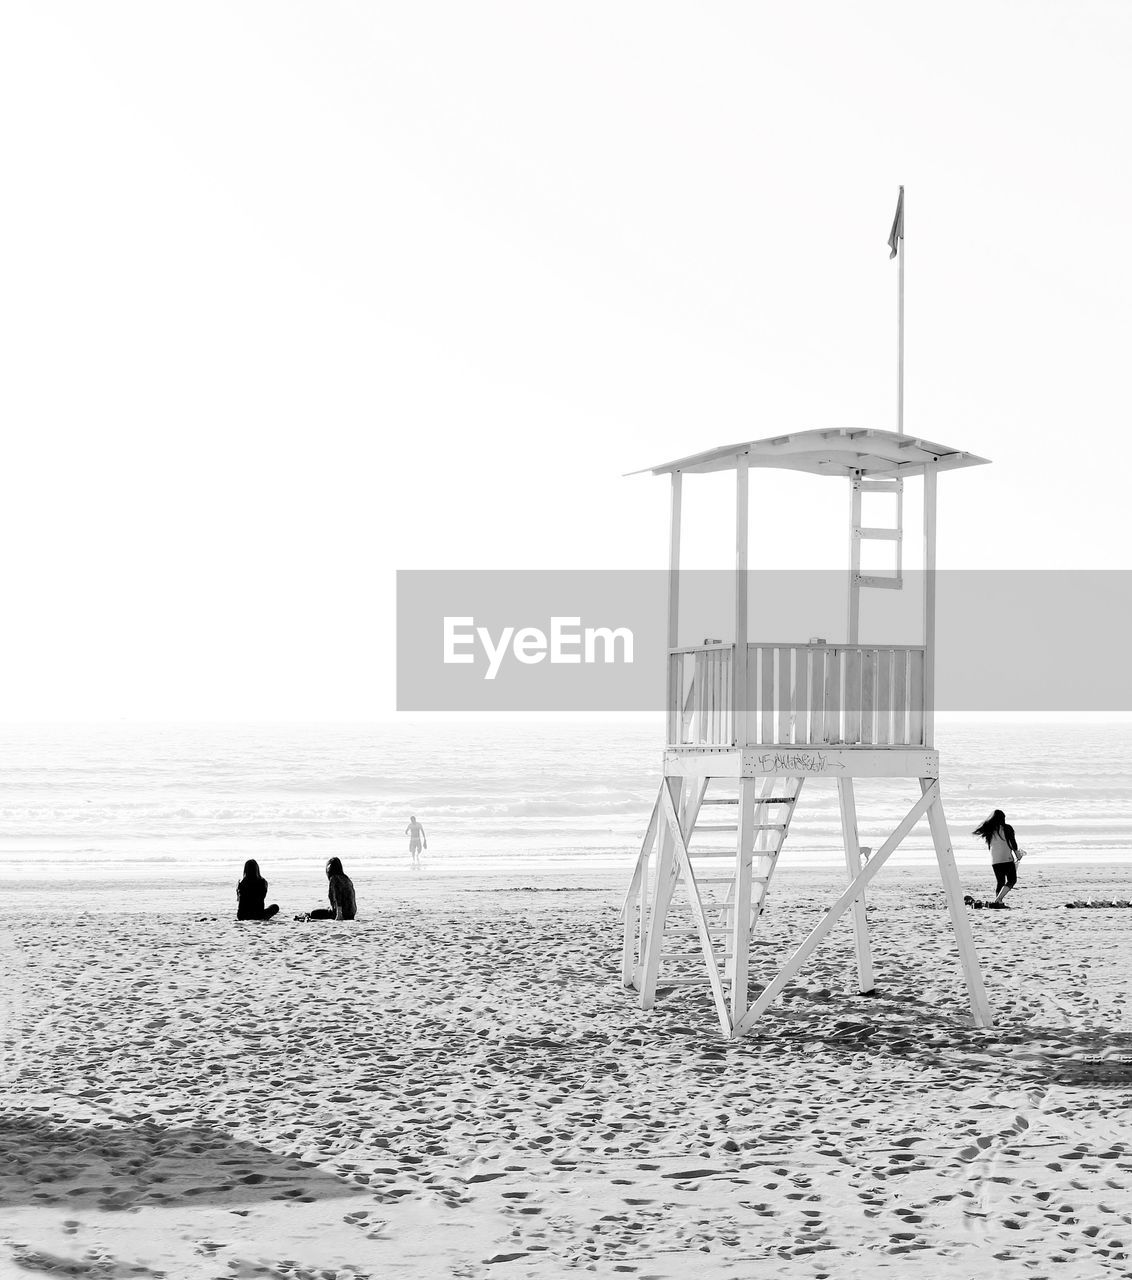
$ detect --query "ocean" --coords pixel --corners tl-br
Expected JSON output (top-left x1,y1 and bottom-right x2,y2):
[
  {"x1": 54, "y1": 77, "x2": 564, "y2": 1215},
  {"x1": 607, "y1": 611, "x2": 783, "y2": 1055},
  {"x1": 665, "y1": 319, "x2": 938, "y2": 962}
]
[{"x1": 1, "y1": 722, "x2": 1131, "y2": 897}]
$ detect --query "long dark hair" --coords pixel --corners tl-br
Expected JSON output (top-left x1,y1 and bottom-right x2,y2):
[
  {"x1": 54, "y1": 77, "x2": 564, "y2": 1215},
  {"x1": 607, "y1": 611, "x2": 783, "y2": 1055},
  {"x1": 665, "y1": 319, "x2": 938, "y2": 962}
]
[
  {"x1": 973, "y1": 810, "x2": 1017, "y2": 852},
  {"x1": 326, "y1": 856, "x2": 346, "y2": 878},
  {"x1": 241, "y1": 858, "x2": 264, "y2": 883}
]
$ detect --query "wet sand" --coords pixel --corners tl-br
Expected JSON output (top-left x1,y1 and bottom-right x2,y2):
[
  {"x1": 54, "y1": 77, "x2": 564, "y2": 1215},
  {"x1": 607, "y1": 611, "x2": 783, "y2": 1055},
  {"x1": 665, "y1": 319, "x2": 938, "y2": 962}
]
[{"x1": 2, "y1": 861, "x2": 1131, "y2": 1277}]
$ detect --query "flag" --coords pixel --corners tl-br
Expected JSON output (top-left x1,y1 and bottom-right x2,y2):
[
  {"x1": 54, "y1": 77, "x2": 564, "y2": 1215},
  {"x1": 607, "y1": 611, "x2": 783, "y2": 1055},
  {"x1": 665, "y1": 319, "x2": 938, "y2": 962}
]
[{"x1": 888, "y1": 186, "x2": 904, "y2": 259}]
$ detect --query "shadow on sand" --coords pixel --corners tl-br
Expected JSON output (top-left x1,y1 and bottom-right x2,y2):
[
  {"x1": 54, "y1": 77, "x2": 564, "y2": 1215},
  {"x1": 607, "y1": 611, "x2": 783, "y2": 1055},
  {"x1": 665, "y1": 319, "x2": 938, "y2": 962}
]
[{"x1": 0, "y1": 1112, "x2": 366, "y2": 1211}]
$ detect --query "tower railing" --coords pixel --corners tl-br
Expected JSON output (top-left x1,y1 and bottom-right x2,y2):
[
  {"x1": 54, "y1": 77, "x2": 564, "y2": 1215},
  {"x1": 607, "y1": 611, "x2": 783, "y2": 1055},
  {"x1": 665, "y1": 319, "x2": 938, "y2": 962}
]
[{"x1": 668, "y1": 642, "x2": 927, "y2": 749}]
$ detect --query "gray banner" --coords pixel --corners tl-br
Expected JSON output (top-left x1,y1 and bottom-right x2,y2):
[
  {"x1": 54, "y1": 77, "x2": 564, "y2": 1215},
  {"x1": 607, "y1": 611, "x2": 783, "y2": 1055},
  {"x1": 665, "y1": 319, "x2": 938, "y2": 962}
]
[{"x1": 396, "y1": 570, "x2": 1132, "y2": 712}]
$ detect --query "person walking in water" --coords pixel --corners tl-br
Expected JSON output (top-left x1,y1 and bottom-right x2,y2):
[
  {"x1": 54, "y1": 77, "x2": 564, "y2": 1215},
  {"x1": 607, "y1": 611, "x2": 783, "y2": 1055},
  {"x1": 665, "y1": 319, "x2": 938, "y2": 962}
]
[
  {"x1": 973, "y1": 809, "x2": 1025, "y2": 908},
  {"x1": 236, "y1": 859, "x2": 279, "y2": 921},
  {"x1": 405, "y1": 815, "x2": 427, "y2": 867}
]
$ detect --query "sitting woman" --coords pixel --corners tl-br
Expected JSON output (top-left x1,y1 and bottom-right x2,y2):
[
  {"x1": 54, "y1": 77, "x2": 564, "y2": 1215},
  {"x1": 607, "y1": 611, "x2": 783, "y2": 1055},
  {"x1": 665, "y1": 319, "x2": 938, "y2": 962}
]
[
  {"x1": 236, "y1": 859, "x2": 280, "y2": 920},
  {"x1": 301, "y1": 857, "x2": 357, "y2": 921}
]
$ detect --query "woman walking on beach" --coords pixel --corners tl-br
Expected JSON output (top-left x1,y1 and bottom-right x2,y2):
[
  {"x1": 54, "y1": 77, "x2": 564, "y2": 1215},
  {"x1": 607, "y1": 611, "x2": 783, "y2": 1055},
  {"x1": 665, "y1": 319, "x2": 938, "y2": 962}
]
[
  {"x1": 973, "y1": 810, "x2": 1024, "y2": 908},
  {"x1": 236, "y1": 859, "x2": 279, "y2": 920},
  {"x1": 299, "y1": 857, "x2": 357, "y2": 921}
]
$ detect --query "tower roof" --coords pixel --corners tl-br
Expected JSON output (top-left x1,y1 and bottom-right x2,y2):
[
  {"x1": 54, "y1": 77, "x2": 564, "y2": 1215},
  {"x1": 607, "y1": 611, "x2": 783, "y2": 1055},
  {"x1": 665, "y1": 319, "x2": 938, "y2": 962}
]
[{"x1": 632, "y1": 428, "x2": 990, "y2": 478}]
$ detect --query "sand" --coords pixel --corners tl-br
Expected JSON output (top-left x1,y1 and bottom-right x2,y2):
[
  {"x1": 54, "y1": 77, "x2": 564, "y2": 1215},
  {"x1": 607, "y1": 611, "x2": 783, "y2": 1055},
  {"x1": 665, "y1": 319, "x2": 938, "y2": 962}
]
[{"x1": 2, "y1": 860, "x2": 1131, "y2": 1279}]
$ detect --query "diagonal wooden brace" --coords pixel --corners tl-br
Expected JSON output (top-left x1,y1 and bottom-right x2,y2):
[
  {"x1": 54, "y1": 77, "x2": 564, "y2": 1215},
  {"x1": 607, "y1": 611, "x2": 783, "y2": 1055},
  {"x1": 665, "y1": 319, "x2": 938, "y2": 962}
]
[
  {"x1": 620, "y1": 789, "x2": 661, "y2": 987},
  {"x1": 732, "y1": 781, "x2": 939, "y2": 1037},
  {"x1": 659, "y1": 781, "x2": 733, "y2": 1038}
]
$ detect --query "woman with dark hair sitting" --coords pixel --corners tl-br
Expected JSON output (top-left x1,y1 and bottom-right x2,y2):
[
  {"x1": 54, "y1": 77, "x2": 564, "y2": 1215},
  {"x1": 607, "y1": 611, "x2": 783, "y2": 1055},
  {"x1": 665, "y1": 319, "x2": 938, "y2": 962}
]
[
  {"x1": 973, "y1": 809, "x2": 1025, "y2": 908},
  {"x1": 236, "y1": 859, "x2": 280, "y2": 920},
  {"x1": 298, "y1": 857, "x2": 357, "y2": 921}
]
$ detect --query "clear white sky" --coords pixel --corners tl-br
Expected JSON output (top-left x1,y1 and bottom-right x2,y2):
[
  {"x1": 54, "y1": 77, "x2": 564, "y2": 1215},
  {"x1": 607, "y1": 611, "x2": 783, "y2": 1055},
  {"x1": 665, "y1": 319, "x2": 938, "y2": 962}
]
[{"x1": 1, "y1": 2, "x2": 1129, "y2": 719}]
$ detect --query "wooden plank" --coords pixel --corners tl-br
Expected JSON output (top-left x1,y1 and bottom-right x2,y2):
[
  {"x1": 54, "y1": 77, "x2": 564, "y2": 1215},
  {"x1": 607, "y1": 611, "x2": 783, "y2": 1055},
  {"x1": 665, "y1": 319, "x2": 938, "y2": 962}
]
[
  {"x1": 893, "y1": 647, "x2": 908, "y2": 745},
  {"x1": 694, "y1": 653, "x2": 706, "y2": 744},
  {"x1": 667, "y1": 652, "x2": 677, "y2": 746},
  {"x1": 876, "y1": 649, "x2": 893, "y2": 745},
  {"x1": 760, "y1": 646, "x2": 774, "y2": 746},
  {"x1": 663, "y1": 751, "x2": 745, "y2": 779},
  {"x1": 844, "y1": 648, "x2": 862, "y2": 745},
  {"x1": 857, "y1": 527, "x2": 901, "y2": 540},
  {"x1": 923, "y1": 780, "x2": 993, "y2": 1027},
  {"x1": 810, "y1": 648, "x2": 825, "y2": 744},
  {"x1": 793, "y1": 645, "x2": 809, "y2": 745},
  {"x1": 671, "y1": 746, "x2": 940, "y2": 779},
  {"x1": 704, "y1": 652, "x2": 714, "y2": 745},
  {"x1": 681, "y1": 656, "x2": 696, "y2": 743},
  {"x1": 742, "y1": 643, "x2": 754, "y2": 746},
  {"x1": 731, "y1": 647, "x2": 739, "y2": 746},
  {"x1": 909, "y1": 649, "x2": 925, "y2": 747},
  {"x1": 837, "y1": 778, "x2": 874, "y2": 993},
  {"x1": 824, "y1": 648, "x2": 841, "y2": 744},
  {"x1": 776, "y1": 647, "x2": 791, "y2": 748},
  {"x1": 717, "y1": 655, "x2": 727, "y2": 747},
  {"x1": 861, "y1": 648, "x2": 876, "y2": 745},
  {"x1": 708, "y1": 651, "x2": 719, "y2": 746},
  {"x1": 733, "y1": 783, "x2": 939, "y2": 1037}
]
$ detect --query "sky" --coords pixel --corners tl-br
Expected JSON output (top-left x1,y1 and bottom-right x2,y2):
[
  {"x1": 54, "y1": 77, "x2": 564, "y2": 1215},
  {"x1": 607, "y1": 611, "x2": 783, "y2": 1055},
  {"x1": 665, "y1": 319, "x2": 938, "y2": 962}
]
[{"x1": 0, "y1": 1, "x2": 1129, "y2": 719}]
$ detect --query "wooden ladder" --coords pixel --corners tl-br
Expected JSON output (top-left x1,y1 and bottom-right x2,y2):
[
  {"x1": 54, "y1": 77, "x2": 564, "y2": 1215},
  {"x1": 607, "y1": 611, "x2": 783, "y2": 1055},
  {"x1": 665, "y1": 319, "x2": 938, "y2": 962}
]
[
  {"x1": 650, "y1": 775, "x2": 805, "y2": 1007},
  {"x1": 851, "y1": 474, "x2": 904, "y2": 593}
]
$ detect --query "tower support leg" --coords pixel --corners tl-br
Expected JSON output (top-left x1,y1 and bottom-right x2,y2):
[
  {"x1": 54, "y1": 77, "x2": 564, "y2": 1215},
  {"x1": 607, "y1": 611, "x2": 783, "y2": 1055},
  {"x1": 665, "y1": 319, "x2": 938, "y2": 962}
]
[
  {"x1": 922, "y1": 779, "x2": 994, "y2": 1028},
  {"x1": 638, "y1": 777, "x2": 683, "y2": 1010},
  {"x1": 729, "y1": 776, "x2": 758, "y2": 1025},
  {"x1": 620, "y1": 793, "x2": 659, "y2": 988},
  {"x1": 837, "y1": 777, "x2": 875, "y2": 994}
]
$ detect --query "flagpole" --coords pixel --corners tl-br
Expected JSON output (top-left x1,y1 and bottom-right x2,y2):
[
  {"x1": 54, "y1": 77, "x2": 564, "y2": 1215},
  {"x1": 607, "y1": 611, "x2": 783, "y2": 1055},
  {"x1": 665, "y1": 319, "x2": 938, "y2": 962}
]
[{"x1": 897, "y1": 190, "x2": 905, "y2": 435}]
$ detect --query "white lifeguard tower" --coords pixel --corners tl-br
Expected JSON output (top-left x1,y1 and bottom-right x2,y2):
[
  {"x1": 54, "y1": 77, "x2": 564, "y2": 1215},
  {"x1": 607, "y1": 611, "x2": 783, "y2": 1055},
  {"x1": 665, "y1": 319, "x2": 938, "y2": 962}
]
[{"x1": 620, "y1": 428, "x2": 994, "y2": 1039}]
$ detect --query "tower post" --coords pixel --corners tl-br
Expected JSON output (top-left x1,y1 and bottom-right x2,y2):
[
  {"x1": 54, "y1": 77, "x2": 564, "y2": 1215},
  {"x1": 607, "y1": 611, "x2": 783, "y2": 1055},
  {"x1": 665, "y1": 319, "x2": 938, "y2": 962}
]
[
  {"x1": 837, "y1": 777, "x2": 874, "y2": 993},
  {"x1": 848, "y1": 472, "x2": 862, "y2": 645},
  {"x1": 923, "y1": 781, "x2": 993, "y2": 1027},
  {"x1": 734, "y1": 452, "x2": 749, "y2": 746},
  {"x1": 922, "y1": 464, "x2": 937, "y2": 749}
]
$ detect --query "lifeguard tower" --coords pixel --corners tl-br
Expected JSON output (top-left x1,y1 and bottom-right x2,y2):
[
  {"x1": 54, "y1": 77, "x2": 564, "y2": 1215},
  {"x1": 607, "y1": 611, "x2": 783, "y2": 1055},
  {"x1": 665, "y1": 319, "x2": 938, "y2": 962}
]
[{"x1": 619, "y1": 429, "x2": 994, "y2": 1039}]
